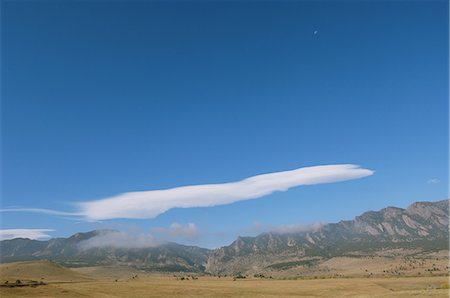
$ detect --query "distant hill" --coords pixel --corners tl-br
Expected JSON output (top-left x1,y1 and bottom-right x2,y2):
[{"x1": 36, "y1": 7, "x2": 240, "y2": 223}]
[
  {"x1": 0, "y1": 260, "x2": 91, "y2": 283},
  {"x1": 1, "y1": 199, "x2": 448, "y2": 276}
]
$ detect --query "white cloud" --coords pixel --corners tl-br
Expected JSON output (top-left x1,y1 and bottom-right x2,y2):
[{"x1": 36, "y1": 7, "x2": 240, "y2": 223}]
[
  {"x1": 78, "y1": 164, "x2": 373, "y2": 220},
  {"x1": 427, "y1": 178, "x2": 440, "y2": 184},
  {"x1": 0, "y1": 229, "x2": 54, "y2": 240},
  {"x1": 0, "y1": 164, "x2": 374, "y2": 221}
]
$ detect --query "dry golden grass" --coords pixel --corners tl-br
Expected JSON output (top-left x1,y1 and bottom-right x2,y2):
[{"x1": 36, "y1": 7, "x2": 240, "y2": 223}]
[
  {"x1": 1, "y1": 274, "x2": 449, "y2": 297},
  {"x1": 73, "y1": 265, "x2": 144, "y2": 279},
  {"x1": 1, "y1": 261, "x2": 448, "y2": 297},
  {"x1": 250, "y1": 251, "x2": 449, "y2": 279},
  {"x1": 317, "y1": 255, "x2": 449, "y2": 277},
  {"x1": 0, "y1": 260, "x2": 91, "y2": 283}
]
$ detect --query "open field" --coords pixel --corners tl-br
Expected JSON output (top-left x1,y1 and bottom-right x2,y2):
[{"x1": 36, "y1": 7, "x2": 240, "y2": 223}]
[
  {"x1": 0, "y1": 275, "x2": 449, "y2": 297},
  {"x1": 1, "y1": 261, "x2": 449, "y2": 297}
]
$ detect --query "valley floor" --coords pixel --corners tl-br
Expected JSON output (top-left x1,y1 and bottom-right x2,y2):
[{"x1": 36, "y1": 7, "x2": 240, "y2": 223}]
[{"x1": 1, "y1": 275, "x2": 449, "y2": 297}]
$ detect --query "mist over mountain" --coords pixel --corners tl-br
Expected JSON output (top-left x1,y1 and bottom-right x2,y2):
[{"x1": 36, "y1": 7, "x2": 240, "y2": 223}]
[
  {"x1": 1, "y1": 199, "x2": 448, "y2": 275},
  {"x1": 0, "y1": 230, "x2": 210, "y2": 273}
]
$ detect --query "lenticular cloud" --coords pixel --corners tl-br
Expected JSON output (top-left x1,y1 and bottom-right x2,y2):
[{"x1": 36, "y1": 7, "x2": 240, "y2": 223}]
[{"x1": 78, "y1": 164, "x2": 373, "y2": 220}]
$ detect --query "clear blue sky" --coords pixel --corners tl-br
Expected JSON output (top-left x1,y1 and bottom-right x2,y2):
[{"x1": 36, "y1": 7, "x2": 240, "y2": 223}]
[{"x1": 1, "y1": 0, "x2": 448, "y2": 248}]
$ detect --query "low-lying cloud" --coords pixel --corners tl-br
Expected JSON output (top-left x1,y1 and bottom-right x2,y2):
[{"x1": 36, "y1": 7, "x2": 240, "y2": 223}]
[
  {"x1": 78, "y1": 230, "x2": 163, "y2": 250},
  {"x1": 78, "y1": 223, "x2": 199, "y2": 249},
  {"x1": 0, "y1": 164, "x2": 373, "y2": 221},
  {"x1": 0, "y1": 229, "x2": 54, "y2": 240},
  {"x1": 270, "y1": 222, "x2": 324, "y2": 234},
  {"x1": 242, "y1": 221, "x2": 324, "y2": 235}
]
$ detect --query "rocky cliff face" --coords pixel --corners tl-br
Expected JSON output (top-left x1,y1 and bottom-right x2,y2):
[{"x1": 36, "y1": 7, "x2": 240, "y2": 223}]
[{"x1": 205, "y1": 200, "x2": 449, "y2": 274}]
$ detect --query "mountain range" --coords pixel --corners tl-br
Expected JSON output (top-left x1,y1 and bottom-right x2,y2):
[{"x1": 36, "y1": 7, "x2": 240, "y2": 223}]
[{"x1": 1, "y1": 199, "x2": 448, "y2": 275}]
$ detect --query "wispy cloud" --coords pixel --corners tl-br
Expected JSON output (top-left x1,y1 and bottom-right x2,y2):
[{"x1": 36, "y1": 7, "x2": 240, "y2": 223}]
[
  {"x1": 270, "y1": 222, "x2": 324, "y2": 234},
  {"x1": 0, "y1": 229, "x2": 54, "y2": 240},
  {"x1": 0, "y1": 208, "x2": 81, "y2": 217},
  {"x1": 78, "y1": 230, "x2": 162, "y2": 250},
  {"x1": 427, "y1": 178, "x2": 440, "y2": 184},
  {"x1": 78, "y1": 222, "x2": 199, "y2": 249},
  {"x1": 1, "y1": 164, "x2": 373, "y2": 221},
  {"x1": 242, "y1": 221, "x2": 324, "y2": 235}
]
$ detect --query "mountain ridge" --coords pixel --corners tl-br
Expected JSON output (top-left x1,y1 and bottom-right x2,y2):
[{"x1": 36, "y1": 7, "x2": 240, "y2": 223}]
[
  {"x1": 1, "y1": 199, "x2": 448, "y2": 276},
  {"x1": 205, "y1": 199, "x2": 449, "y2": 274}
]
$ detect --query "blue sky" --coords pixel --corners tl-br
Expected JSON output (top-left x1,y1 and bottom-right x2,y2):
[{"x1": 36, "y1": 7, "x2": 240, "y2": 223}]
[{"x1": 1, "y1": 0, "x2": 448, "y2": 248}]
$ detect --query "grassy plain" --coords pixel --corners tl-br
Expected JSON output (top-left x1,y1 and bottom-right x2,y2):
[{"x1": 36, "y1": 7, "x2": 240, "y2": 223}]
[
  {"x1": 0, "y1": 261, "x2": 448, "y2": 297},
  {"x1": 1, "y1": 275, "x2": 449, "y2": 297}
]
